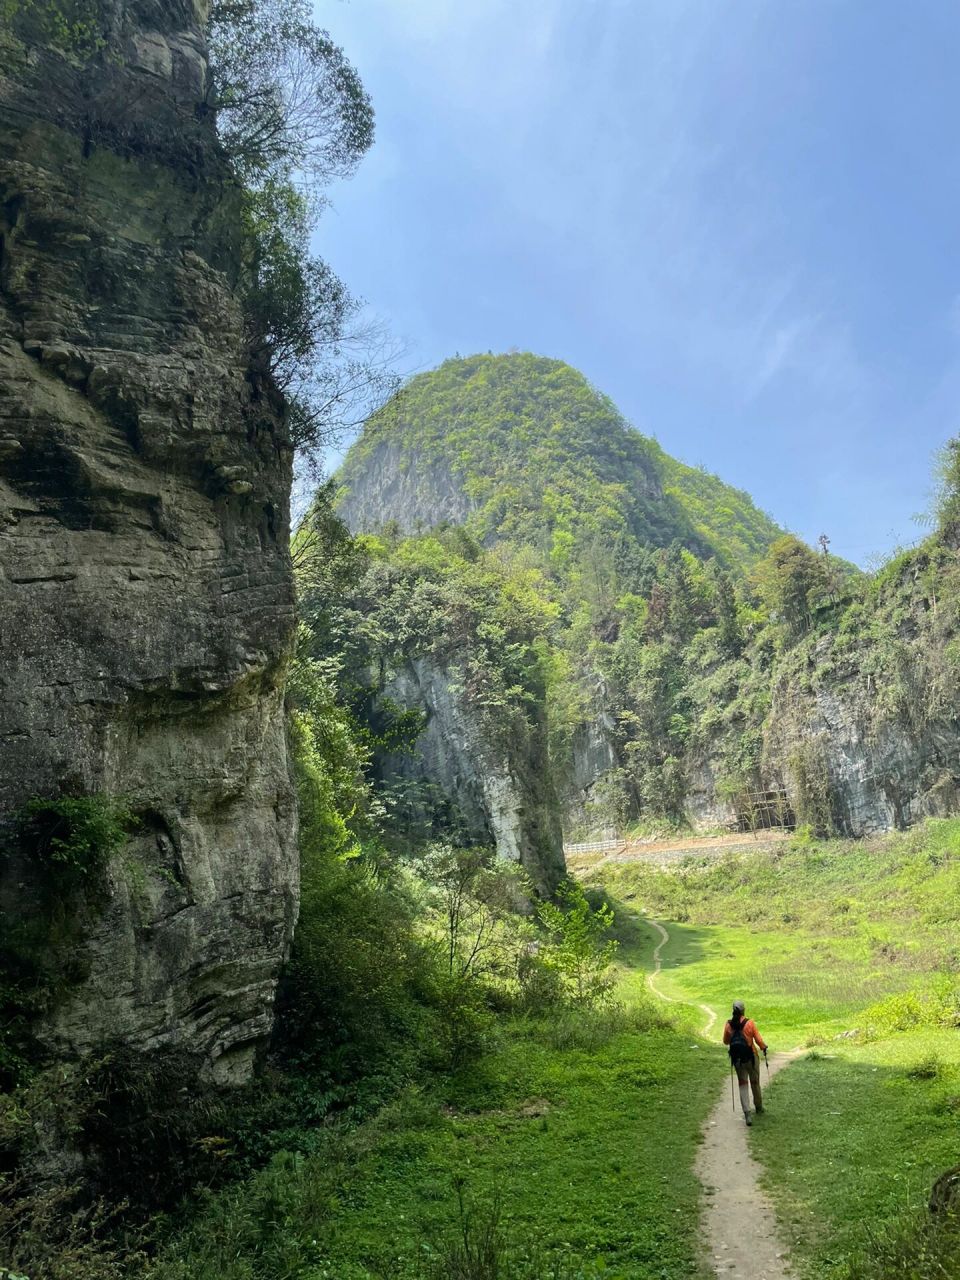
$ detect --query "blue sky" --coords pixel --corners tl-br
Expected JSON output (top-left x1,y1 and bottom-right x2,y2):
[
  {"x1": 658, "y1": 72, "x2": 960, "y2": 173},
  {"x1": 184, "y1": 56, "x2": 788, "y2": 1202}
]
[{"x1": 314, "y1": 0, "x2": 960, "y2": 565}]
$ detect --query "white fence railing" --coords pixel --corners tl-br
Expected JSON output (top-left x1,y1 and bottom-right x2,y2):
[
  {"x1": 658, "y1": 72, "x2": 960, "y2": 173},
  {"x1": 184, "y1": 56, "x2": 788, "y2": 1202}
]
[{"x1": 563, "y1": 837, "x2": 625, "y2": 855}]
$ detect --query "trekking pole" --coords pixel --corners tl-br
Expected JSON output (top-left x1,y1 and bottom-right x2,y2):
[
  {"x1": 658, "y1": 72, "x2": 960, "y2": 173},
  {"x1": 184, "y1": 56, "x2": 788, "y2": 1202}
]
[
  {"x1": 764, "y1": 1048, "x2": 770, "y2": 1079},
  {"x1": 731, "y1": 1062, "x2": 735, "y2": 1112}
]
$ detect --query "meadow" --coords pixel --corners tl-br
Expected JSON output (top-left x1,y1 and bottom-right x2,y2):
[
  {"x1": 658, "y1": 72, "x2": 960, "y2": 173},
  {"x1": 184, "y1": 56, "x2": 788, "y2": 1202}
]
[
  {"x1": 88, "y1": 820, "x2": 960, "y2": 1279},
  {"x1": 149, "y1": 922, "x2": 720, "y2": 1280},
  {"x1": 589, "y1": 819, "x2": 960, "y2": 1279}
]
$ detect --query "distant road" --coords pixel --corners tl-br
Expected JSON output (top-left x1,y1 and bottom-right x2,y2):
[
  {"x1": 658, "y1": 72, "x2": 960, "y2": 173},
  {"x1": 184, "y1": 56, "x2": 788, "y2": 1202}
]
[{"x1": 565, "y1": 828, "x2": 792, "y2": 873}]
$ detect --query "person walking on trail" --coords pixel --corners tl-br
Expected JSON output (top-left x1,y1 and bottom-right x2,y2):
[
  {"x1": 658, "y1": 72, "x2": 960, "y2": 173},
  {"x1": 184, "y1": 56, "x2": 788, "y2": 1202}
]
[{"x1": 723, "y1": 999, "x2": 768, "y2": 1126}]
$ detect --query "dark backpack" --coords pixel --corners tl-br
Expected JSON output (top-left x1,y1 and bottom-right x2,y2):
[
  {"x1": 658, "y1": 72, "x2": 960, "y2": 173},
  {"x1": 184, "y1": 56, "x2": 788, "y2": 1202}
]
[{"x1": 728, "y1": 1018, "x2": 753, "y2": 1067}]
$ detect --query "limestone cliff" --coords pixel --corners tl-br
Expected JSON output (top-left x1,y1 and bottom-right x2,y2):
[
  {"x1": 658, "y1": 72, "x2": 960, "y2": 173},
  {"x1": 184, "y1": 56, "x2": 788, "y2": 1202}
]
[
  {"x1": 568, "y1": 664, "x2": 960, "y2": 841},
  {"x1": 380, "y1": 657, "x2": 565, "y2": 897},
  {"x1": 760, "y1": 644, "x2": 960, "y2": 838},
  {"x1": 338, "y1": 357, "x2": 960, "y2": 846},
  {"x1": 0, "y1": 1, "x2": 298, "y2": 1081}
]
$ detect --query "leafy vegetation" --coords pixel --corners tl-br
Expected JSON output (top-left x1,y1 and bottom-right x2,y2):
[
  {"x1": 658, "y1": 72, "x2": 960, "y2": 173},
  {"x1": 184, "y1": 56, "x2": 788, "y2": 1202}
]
[
  {"x1": 339, "y1": 355, "x2": 960, "y2": 838},
  {"x1": 334, "y1": 354, "x2": 842, "y2": 831},
  {"x1": 342, "y1": 353, "x2": 784, "y2": 569},
  {"x1": 0, "y1": 795, "x2": 136, "y2": 1087},
  {"x1": 0, "y1": 0, "x2": 108, "y2": 55},
  {"x1": 537, "y1": 882, "x2": 619, "y2": 1006},
  {"x1": 15, "y1": 795, "x2": 132, "y2": 889},
  {"x1": 293, "y1": 492, "x2": 560, "y2": 856},
  {"x1": 208, "y1": 1, "x2": 395, "y2": 456},
  {"x1": 128, "y1": 912, "x2": 712, "y2": 1280},
  {"x1": 209, "y1": 2, "x2": 376, "y2": 447}
]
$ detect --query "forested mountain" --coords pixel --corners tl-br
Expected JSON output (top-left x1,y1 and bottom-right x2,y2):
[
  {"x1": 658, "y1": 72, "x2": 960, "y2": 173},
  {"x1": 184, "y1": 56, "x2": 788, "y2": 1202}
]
[
  {"x1": 338, "y1": 352, "x2": 783, "y2": 569},
  {"x1": 335, "y1": 353, "x2": 960, "y2": 842}
]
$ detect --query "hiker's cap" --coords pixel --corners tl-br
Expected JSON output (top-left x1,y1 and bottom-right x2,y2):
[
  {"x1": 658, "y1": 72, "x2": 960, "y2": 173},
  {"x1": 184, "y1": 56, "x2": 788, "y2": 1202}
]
[{"x1": 732, "y1": 999, "x2": 745, "y2": 1013}]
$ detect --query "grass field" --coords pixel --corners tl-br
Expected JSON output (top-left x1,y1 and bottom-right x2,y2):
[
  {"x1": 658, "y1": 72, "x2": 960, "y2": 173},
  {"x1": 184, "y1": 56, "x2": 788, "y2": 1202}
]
[
  {"x1": 150, "y1": 924, "x2": 722, "y2": 1280},
  {"x1": 753, "y1": 1031, "x2": 960, "y2": 1279},
  {"x1": 148, "y1": 821, "x2": 960, "y2": 1279},
  {"x1": 586, "y1": 819, "x2": 960, "y2": 1280}
]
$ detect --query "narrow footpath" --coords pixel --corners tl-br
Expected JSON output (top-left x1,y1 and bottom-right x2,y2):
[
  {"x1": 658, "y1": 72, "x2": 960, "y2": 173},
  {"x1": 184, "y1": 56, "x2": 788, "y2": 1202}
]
[
  {"x1": 644, "y1": 917, "x2": 716, "y2": 1037},
  {"x1": 642, "y1": 915, "x2": 796, "y2": 1279},
  {"x1": 695, "y1": 1051, "x2": 796, "y2": 1279}
]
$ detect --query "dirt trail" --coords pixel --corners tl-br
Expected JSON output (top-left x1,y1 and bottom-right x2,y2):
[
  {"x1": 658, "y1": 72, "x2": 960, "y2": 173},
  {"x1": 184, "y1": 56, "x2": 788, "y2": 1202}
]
[
  {"x1": 567, "y1": 829, "x2": 792, "y2": 874},
  {"x1": 644, "y1": 918, "x2": 716, "y2": 1037},
  {"x1": 696, "y1": 1051, "x2": 797, "y2": 1278},
  {"x1": 641, "y1": 915, "x2": 797, "y2": 1279}
]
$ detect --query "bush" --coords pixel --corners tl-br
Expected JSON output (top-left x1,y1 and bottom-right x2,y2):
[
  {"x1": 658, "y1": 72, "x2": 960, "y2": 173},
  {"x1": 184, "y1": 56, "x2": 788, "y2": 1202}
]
[
  {"x1": 0, "y1": 1177, "x2": 140, "y2": 1280},
  {"x1": 15, "y1": 795, "x2": 133, "y2": 891},
  {"x1": 421, "y1": 1177, "x2": 598, "y2": 1280},
  {"x1": 847, "y1": 1206, "x2": 960, "y2": 1280},
  {"x1": 1, "y1": 795, "x2": 135, "y2": 1085},
  {"x1": 862, "y1": 977, "x2": 960, "y2": 1040},
  {"x1": 536, "y1": 882, "x2": 619, "y2": 1007}
]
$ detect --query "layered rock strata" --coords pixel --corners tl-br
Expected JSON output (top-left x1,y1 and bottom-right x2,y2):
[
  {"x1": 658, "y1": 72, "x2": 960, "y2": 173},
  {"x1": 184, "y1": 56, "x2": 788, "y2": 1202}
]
[
  {"x1": 0, "y1": 0, "x2": 298, "y2": 1081},
  {"x1": 381, "y1": 657, "x2": 565, "y2": 897}
]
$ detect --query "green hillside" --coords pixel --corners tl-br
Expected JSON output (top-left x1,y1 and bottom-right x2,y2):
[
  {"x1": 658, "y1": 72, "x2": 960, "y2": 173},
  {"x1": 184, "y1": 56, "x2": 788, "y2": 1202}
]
[
  {"x1": 340, "y1": 352, "x2": 784, "y2": 571},
  {"x1": 335, "y1": 352, "x2": 891, "y2": 836},
  {"x1": 654, "y1": 443, "x2": 785, "y2": 574}
]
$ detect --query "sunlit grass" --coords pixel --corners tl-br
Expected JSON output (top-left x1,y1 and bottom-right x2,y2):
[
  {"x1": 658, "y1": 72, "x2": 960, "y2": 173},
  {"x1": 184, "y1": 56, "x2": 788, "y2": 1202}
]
[{"x1": 586, "y1": 820, "x2": 960, "y2": 1279}]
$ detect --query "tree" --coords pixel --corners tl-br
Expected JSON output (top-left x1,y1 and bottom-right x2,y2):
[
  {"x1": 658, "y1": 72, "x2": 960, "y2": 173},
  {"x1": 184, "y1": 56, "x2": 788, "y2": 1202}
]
[
  {"x1": 209, "y1": 0, "x2": 373, "y2": 188},
  {"x1": 933, "y1": 437, "x2": 960, "y2": 546},
  {"x1": 537, "y1": 882, "x2": 618, "y2": 1006},
  {"x1": 420, "y1": 844, "x2": 527, "y2": 982},
  {"x1": 208, "y1": 2, "x2": 399, "y2": 456},
  {"x1": 707, "y1": 559, "x2": 742, "y2": 655},
  {"x1": 751, "y1": 534, "x2": 827, "y2": 639}
]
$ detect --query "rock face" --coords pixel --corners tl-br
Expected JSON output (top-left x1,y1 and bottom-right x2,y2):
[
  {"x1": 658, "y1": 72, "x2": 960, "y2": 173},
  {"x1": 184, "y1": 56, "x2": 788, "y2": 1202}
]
[
  {"x1": 381, "y1": 658, "x2": 565, "y2": 897},
  {"x1": 570, "y1": 684, "x2": 960, "y2": 840},
  {"x1": 337, "y1": 338, "x2": 960, "y2": 849},
  {"x1": 763, "y1": 675, "x2": 960, "y2": 838},
  {"x1": 338, "y1": 438, "x2": 479, "y2": 536},
  {"x1": 0, "y1": 1, "x2": 298, "y2": 1081}
]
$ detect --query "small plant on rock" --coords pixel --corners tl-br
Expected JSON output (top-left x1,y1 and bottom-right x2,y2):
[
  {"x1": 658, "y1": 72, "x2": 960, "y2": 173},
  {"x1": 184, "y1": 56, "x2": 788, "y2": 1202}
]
[{"x1": 15, "y1": 795, "x2": 133, "y2": 891}]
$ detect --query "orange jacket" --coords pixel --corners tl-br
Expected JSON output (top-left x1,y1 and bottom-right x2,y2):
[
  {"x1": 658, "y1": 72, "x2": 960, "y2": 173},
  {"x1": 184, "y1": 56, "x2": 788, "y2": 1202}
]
[{"x1": 723, "y1": 1017, "x2": 767, "y2": 1056}]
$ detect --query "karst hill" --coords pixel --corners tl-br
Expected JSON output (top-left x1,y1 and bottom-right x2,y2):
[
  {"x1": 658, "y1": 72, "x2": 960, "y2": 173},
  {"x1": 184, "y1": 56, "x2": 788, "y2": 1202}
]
[{"x1": 336, "y1": 352, "x2": 960, "y2": 845}]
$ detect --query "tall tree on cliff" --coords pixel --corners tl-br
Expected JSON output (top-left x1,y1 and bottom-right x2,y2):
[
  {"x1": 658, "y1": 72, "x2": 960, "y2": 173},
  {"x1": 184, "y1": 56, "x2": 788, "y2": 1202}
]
[{"x1": 209, "y1": 0, "x2": 397, "y2": 458}]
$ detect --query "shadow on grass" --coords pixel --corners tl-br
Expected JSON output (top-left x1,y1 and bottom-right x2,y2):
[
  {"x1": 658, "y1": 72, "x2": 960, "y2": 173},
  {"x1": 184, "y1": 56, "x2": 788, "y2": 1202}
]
[{"x1": 606, "y1": 896, "x2": 714, "y2": 974}]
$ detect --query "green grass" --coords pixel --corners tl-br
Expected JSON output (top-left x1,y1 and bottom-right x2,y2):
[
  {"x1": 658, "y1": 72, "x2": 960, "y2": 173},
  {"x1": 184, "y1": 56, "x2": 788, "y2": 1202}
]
[
  {"x1": 586, "y1": 819, "x2": 960, "y2": 1280},
  {"x1": 753, "y1": 1032, "x2": 960, "y2": 1279},
  {"x1": 145, "y1": 820, "x2": 960, "y2": 1279},
  {"x1": 304, "y1": 1026, "x2": 714, "y2": 1279},
  {"x1": 640, "y1": 919, "x2": 915, "y2": 1046},
  {"x1": 150, "y1": 927, "x2": 721, "y2": 1280}
]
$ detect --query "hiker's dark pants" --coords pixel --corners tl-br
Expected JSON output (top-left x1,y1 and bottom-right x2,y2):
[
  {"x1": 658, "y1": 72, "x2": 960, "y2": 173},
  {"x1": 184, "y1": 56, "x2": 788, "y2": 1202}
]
[{"x1": 735, "y1": 1057, "x2": 762, "y2": 1111}]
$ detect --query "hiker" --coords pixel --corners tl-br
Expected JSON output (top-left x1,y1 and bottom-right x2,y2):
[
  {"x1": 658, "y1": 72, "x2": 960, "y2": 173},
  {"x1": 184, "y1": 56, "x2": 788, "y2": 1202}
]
[{"x1": 723, "y1": 999, "x2": 767, "y2": 1126}]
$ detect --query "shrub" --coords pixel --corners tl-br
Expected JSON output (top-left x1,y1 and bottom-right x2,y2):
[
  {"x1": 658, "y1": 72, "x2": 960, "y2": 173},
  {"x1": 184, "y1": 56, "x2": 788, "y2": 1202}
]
[
  {"x1": 861, "y1": 977, "x2": 960, "y2": 1040},
  {"x1": 535, "y1": 1002, "x2": 668, "y2": 1052},
  {"x1": 536, "y1": 882, "x2": 619, "y2": 1007},
  {"x1": 421, "y1": 1177, "x2": 594, "y2": 1280},
  {"x1": 426, "y1": 1179, "x2": 506, "y2": 1280},
  {"x1": 0, "y1": 1177, "x2": 140, "y2": 1280},
  {"x1": 15, "y1": 795, "x2": 133, "y2": 892},
  {"x1": 906, "y1": 1055, "x2": 942, "y2": 1082},
  {"x1": 0, "y1": 795, "x2": 135, "y2": 1085},
  {"x1": 848, "y1": 1206, "x2": 960, "y2": 1280}
]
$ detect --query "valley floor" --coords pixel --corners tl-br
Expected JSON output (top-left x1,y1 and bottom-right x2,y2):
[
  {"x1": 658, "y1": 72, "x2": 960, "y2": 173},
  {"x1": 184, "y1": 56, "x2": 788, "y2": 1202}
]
[
  {"x1": 152, "y1": 822, "x2": 960, "y2": 1280},
  {"x1": 152, "y1": 920, "x2": 721, "y2": 1280},
  {"x1": 594, "y1": 822, "x2": 960, "y2": 1280}
]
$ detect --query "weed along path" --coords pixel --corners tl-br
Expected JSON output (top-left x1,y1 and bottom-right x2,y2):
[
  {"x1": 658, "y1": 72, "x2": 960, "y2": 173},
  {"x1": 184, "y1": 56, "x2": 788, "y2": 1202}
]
[{"x1": 642, "y1": 914, "x2": 796, "y2": 1279}]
